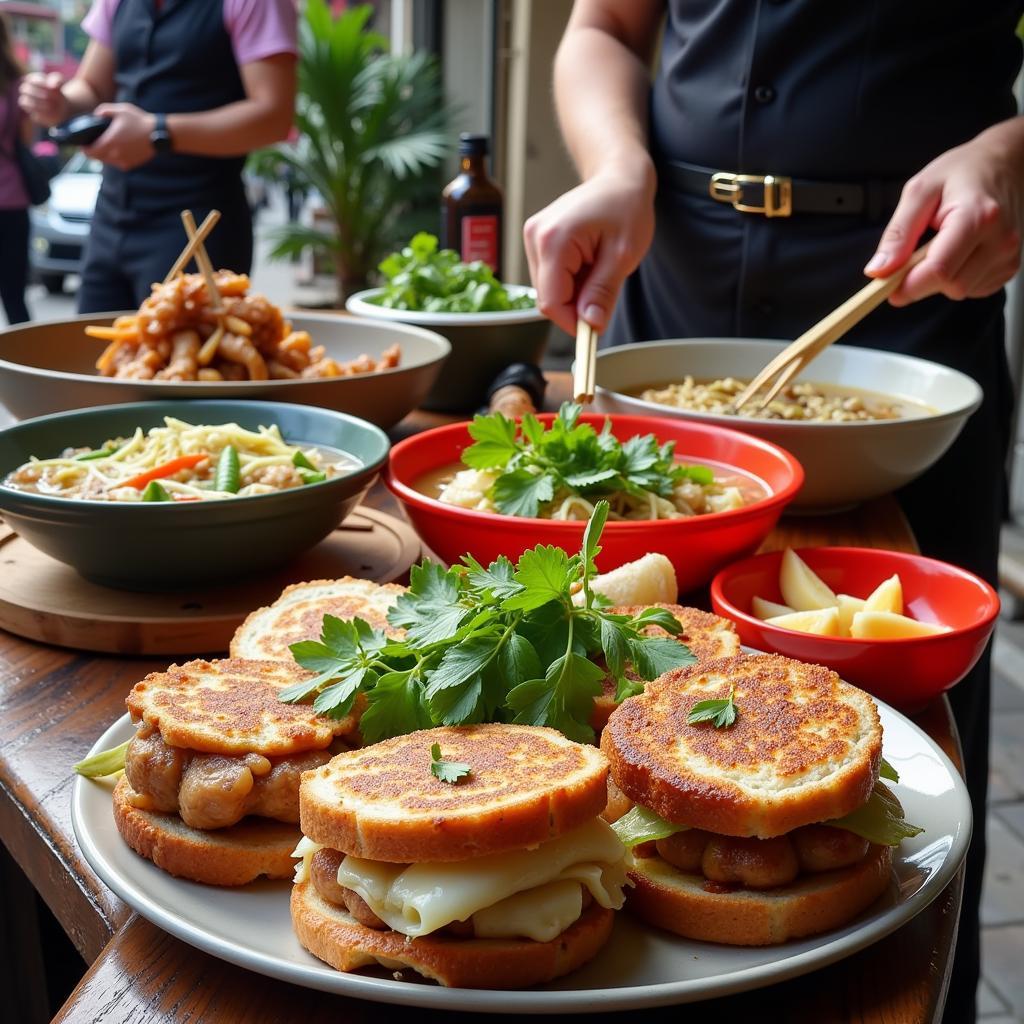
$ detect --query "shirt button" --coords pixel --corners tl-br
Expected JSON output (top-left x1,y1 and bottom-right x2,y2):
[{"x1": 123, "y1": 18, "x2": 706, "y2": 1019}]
[{"x1": 754, "y1": 85, "x2": 776, "y2": 104}]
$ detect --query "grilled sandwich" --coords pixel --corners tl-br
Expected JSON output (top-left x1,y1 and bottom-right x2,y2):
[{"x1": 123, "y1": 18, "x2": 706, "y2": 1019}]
[
  {"x1": 601, "y1": 652, "x2": 920, "y2": 945},
  {"x1": 114, "y1": 658, "x2": 357, "y2": 885},
  {"x1": 290, "y1": 724, "x2": 628, "y2": 988}
]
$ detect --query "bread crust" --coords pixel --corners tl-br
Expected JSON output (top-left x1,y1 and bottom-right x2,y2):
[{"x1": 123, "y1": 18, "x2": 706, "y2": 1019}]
[
  {"x1": 112, "y1": 777, "x2": 299, "y2": 885},
  {"x1": 230, "y1": 577, "x2": 406, "y2": 661},
  {"x1": 626, "y1": 844, "x2": 893, "y2": 945},
  {"x1": 300, "y1": 724, "x2": 609, "y2": 862},
  {"x1": 601, "y1": 653, "x2": 882, "y2": 837},
  {"x1": 290, "y1": 879, "x2": 614, "y2": 988},
  {"x1": 126, "y1": 658, "x2": 358, "y2": 755},
  {"x1": 591, "y1": 604, "x2": 739, "y2": 732}
]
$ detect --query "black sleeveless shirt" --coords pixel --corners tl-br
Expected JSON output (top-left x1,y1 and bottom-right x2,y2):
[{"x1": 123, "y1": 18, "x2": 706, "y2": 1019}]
[{"x1": 100, "y1": 0, "x2": 247, "y2": 215}]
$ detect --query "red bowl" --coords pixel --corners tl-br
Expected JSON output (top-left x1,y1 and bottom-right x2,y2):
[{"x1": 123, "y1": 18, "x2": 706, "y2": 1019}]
[
  {"x1": 386, "y1": 413, "x2": 804, "y2": 593},
  {"x1": 710, "y1": 547, "x2": 1000, "y2": 711}
]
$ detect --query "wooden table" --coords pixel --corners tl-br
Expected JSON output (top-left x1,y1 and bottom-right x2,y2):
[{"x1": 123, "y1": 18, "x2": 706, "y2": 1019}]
[{"x1": 0, "y1": 377, "x2": 963, "y2": 1024}]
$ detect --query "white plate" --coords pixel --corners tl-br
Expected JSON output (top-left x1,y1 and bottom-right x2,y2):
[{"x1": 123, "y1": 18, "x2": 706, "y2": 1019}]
[{"x1": 72, "y1": 703, "x2": 970, "y2": 1014}]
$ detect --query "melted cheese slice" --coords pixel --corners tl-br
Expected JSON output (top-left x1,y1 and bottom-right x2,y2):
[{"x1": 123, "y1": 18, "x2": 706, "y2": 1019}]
[
  {"x1": 292, "y1": 835, "x2": 323, "y2": 883},
  {"x1": 336, "y1": 817, "x2": 627, "y2": 939}
]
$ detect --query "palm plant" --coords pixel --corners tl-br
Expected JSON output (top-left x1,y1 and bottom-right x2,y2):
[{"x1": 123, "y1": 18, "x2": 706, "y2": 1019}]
[{"x1": 256, "y1": 1, "x2": 454, "y2": 304}]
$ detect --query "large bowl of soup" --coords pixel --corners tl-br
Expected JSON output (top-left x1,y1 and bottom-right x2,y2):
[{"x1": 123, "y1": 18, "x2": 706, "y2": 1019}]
[
  {"x1": 385, "y1": 412, "x2": 803, "y2": 594},
  {"x1": 0, "y1": 399, "x2": 389, "y2": 589},
  {"x1": 592, "y1": 339, "x2": 982, "y2": 511}
]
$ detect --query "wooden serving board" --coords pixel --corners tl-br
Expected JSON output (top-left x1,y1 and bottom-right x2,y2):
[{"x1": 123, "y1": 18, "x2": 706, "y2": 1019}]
[{"x1": 0, "y1": 506, "x2": 420, "y2": 656}]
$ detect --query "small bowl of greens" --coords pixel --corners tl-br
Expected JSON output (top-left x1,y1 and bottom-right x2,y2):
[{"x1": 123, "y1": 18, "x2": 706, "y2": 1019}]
[
  {"x1": 385, "y1": 403, "x2": 804, "y2": 594},
  {"x1": 346, "y1": 233, "x2": 548, "y2": 412}
]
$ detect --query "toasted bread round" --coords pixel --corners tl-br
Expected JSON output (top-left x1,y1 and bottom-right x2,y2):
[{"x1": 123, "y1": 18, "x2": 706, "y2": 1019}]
[
  {"x1": 590, "y1": 604, "x2": 740, "y2": 732},
  {"x1": 601, "y1": 653, "x2": 882, "y2": 837},
  {"x1": 231, "y1": 577, "x2": 406, "y2": 661},
  {"x1": 291, "y1": 879, "x2": 614, "y2": 988},
  {"x1": 126, "y1": 658, "x2": 357, "y2": 756},
  {"x1": 300, "y1": 724, "x2": 609, "y2": 862},
  {"x1": 626, "y1": 843, "x2": 893, "y2": 945},
  {"x1": 112, "y1": 776, "x2": 299, "y2": 885}
]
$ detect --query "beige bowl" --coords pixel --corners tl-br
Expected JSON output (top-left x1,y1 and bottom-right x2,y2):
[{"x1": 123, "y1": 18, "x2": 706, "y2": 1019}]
[
  {"x1": 593, "y1": 338, "x2": 982, "y2": 511},
  {"x1": 0, "y1": 312, "x2": 450, "y2": 429}
]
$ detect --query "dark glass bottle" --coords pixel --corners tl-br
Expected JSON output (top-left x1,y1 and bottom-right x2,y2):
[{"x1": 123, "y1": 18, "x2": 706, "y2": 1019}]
[{"x1": 442, "y1": 133, "x2": 503, "y2": 278}]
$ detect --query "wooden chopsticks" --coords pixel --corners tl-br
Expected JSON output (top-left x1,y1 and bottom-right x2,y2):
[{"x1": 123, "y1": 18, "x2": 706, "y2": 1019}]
[
  {"x1": 574, "y1": 320, "x2": 598, "y2": 403},
  {"x1": 163, "y1": 210, "x2": 221, "y2": 284},
  {"x1": 733, "y1": 243, "x2": 931, "y2": 412},
  {"x1": 179, "y1": 209, "x2": 224, "y2": 312}
]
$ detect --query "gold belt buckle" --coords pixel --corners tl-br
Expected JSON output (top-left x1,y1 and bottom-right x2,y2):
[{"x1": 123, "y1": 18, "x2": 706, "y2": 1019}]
[{"x1": 709, "y1": 172, "x2": 793, "y2": 217}]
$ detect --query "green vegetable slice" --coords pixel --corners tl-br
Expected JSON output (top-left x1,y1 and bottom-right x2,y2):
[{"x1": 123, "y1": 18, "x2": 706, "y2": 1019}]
[
  {"x1": 827, "y1": 782, "x2": 924, "y2": 846},
  {"x1": 879, "y1": 757, "x2": 899, "y2": 782},
  {"x1": 292, "y1": 450, "x2": 317, "y2": 471},
  {"x1": 214, "y1": 445, "x2": 240, "y2": 493},
  {"x1": 75, "y1": 446, "x2": 120, "y2": 462},
  {"x1": 297, "y1": 467, "x2": 327, "y2": 485},
  {"x1": 141, "y1": 480, "x2": 172, "y2": 502},
  {"x1": 74, "y1": 740, "x2": 130, "y2": 777},
  {"x1": 610, "y1": 804, "x2": 686, "y2": 848}
]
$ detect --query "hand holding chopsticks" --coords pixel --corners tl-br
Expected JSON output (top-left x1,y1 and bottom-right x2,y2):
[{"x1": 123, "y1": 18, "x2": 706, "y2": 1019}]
[
  {"x1": 733, "y1": 243, "x2": 931, "y2": 412},
  {"x1": 574, "y1": 319, "x2": 598, "y2": 403}
]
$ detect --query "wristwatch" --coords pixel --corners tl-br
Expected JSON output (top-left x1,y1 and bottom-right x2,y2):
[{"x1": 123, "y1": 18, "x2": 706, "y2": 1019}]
[{"x1": 150, "y1": 113, "x2": 173, "y2": 154}]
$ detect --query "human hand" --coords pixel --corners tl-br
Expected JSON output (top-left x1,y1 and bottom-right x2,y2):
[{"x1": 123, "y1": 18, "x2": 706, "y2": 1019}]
[
  {"x1": 523, "y1": 159, "x2": 656, "y2": 335},
  {"x1": 85, "y1": 103, "x2": 157, "y2": 171},
  {"x1": 864, "y1": 118, "x2": 1024, "y2": 306},
  {"x1": 18, "y1": 71, "x2": 69, "y2": 128}
]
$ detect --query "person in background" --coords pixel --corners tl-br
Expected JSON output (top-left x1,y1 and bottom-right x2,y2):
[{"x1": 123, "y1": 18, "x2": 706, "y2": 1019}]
[
  {"x1": 525, "y1": 3, "x2": 1024, "y2": 1021},
  {"x1": 0, "y1": 13, "x2": 31, "y2": 325},
  {"x1": 18, "y1": 0, "x2": 297, "y2": 313}
]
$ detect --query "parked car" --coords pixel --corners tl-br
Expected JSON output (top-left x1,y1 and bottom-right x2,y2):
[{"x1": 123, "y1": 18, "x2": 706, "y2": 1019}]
[{"x1": 29, "y1": 153, "x2": 102, "y2": 294}]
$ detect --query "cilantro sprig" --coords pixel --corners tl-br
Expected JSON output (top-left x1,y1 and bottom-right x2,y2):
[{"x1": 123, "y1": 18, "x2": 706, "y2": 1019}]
[
  {"x1": 280, "y1": 501, "x2": 696, "y2": 743},
  {"x1": 461, "y1": 402, "x2": 714, "y2": 518},
  {"x1": 430, "y1": 743, "x2": 472, "y2": 784},
  {"x1": 686, "y1": 686, "x2": 739, "y2": 729}
]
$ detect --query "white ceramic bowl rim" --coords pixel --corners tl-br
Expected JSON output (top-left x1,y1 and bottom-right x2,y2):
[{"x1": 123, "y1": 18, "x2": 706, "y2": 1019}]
[
  {"x1": 594, "y1": 338, "x2": 983, "y2": 429},
  {"x1": 0, "y1": 312, "x2": 451, "y2": 389},
  {"x1": 346, "y1": 285, "x2": 544, "y2": 326}
]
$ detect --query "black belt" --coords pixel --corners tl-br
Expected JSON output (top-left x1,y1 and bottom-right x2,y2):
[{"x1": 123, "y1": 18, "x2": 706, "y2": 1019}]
[{"x1": 659, "y1": 159, "x2": 905, "y2": 220}]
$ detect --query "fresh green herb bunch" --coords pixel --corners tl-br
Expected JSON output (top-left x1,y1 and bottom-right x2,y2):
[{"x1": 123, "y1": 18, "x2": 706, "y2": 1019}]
[
  {"x1": 462, "y1": 401, "x2": 715, "y2": 518},
  {"x1": 280, "y1": 502, "x2": 695, "y2": 743},
  {"x1": 371, "y1": 232, "x2": 535, "y2": 313}
]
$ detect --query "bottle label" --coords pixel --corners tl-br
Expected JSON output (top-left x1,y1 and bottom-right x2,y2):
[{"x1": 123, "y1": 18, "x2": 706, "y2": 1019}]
[{"x1": 461, "y1": 215, "x2": 499, "y2": 272}]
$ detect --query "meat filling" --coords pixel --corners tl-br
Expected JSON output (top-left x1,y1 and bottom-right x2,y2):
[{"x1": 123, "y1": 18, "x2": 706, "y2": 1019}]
[
  {"x1": 123, "y1": 729, "x2": 338, "y2": 830},
  {"x1": 654, "y1": 824, "x2": 870, "y2": 890},
  {"x1": 308, "y1": 847, "x2": 590, "y2": 939}
]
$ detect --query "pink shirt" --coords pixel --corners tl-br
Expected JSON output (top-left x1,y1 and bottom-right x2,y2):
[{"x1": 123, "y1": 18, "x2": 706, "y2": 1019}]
[
  {"x1": 0, "y1": 82, "x2": 29, "y2": 210},
  {"x1": 82, "y1": 0, "x2": 298, "y2": 66}
]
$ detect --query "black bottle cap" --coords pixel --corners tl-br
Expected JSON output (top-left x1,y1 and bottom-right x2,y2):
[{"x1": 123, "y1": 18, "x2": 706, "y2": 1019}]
[{"x1": 459, "y1": 133, "x2": 489, "y2": 156}]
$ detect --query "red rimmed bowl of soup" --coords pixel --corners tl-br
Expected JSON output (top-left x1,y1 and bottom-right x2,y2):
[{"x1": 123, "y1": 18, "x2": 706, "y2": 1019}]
[{"x1": 385, "y1": 407, "x2": 803, "y2": 593}]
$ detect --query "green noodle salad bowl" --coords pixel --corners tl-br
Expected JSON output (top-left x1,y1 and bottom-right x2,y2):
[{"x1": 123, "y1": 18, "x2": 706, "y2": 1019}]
[{"x1": 0, "y1": 400, "x2": 389, "y2": 590}]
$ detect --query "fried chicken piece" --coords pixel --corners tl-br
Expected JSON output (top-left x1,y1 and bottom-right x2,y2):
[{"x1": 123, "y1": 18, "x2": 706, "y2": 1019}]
[{"x1": 218, "y1": 332, "x2": 269, "y2": 381}]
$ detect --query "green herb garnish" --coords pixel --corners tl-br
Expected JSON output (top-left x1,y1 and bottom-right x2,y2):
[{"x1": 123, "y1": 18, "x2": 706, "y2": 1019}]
[
  {"x1": 280, "y1": 501, "x2": 696, "y2": 743},
  {"x1": 880, "y1": 757, "x2": 899, "y2": 782},
  {"x1": 297, "y1": 467, "x2": 327, "y2": 485},
  {"x1": 373, "y1": 232, "x2": 535, "y2": 313},
  {"x1": 686, "y1": 685, "x2": 739, "y2": 729},
  {"x1": 462, "y1": 401, "x2": 715, "y2": 518},
  {"x1": 430, "y1": 742, "x2": 472, "y2": 784},
  {"x1": 74, "y1": 740, "x2": 130, "y2": 777},
  {"x1": 828, "y1": 782, "x2": 924, "y2": 846}
]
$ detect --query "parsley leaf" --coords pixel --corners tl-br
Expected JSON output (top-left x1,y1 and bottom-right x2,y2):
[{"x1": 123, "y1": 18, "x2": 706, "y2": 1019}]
[
  {"x1": 359, "y1": 671, "x2": 431, "y2": 744},
  {"x1": 388, "y1": 562, "x2": 468, "y2": 645},
  {"x1": 492, "y1": 470, "x2": 556, "y2": 517},
  {"x1": 879, "y1": 757, "x2": 899, "y2": 783},
  {"x1": 430, "y1": 742, "x2": 472, "y2": 784},
  {"x1": 504, "y1": 546, "x2": 573, "y2": 611},
  {"x1": 461, "y1": 554, "x2": 523, "y2": 601},
  {"x1": 686, "y1": 686, "x2": 739, "y2": 728},
  {"x1": 463, "y1": 413, "x2": 520, "y2": 469}
]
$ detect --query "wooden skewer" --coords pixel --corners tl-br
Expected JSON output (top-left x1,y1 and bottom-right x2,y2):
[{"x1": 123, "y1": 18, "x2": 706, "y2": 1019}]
[
  {"x1": 733, "y1": 243, "x2": 931, "y2": 412},
  {"x1": 162, "y1": 210, "x2": 221, "y2": 283},
  {"x1": 181, "y1": 209, "x2": 224, "y2": 313},
  {"x1": 574, "y1": 319, "x2": 598, "y2": 403}
]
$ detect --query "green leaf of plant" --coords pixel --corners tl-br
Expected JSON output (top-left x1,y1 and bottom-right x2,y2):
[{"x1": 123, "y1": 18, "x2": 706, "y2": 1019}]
[
  {"x1": 497, "y1": 632, "x2": 543, "y2": 689},
  {"x1": 429, "y1": 742, "x2": 472, "y2": 784},
  {"x1": 629, "y1": 607, "x2": 684, "y2": 634},
  {"x1": 289, "y1": 639, "x2": 349, "y2": 675},
  {"x1": 311, "y1": 666, "x2": 371, "y2": 719},
  {"x1": 491, "y1": 470, "x2": 556, "y2": 518},
  {"x1": 829, "y1": 783, "x2": 924, "y2": 846},
  {"x1": 503, "y1": 546, "x2": 572, "y2": 611},
  {"x1": 461, "y1": 554, "x2": 522, "y2": 601},
  {"x1": 600, "y1": 618, "x2": 628, "y2": 679},
  {"x1": 879, "y1": 757, "x2": 899, "y2": 783},
  {"x1": 686, "y1": 687, "x2": 738, "y2": 729},
  {"x1": 359, "y1": 671, "x2": 431, "y2": 743},
  {"x1": 427, "y1": 672, "x2": 485, "y2": 725},
  {"x1": 388, "y1": 561, "x2": 469, "y2": 645},
  {"x1": 627, "y1": 636, "x2": 697, "y2": 681},
  {"x1": 463, "y1": 413, "x2": 520, "y2": 469},
  {"x1": 425, "y1": 635, "x2": 502, "y2": 696},
  {"x1": 582, "y1": 498, "x2": 609, "y2": 570}
]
